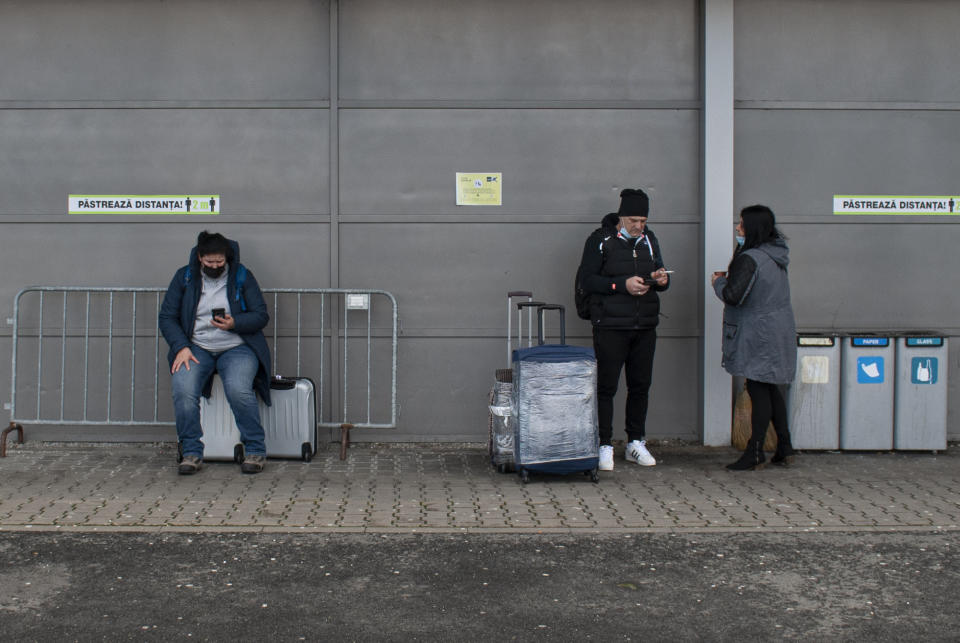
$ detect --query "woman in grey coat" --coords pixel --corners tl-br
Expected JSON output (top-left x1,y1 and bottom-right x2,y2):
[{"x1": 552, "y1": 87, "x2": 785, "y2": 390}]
[{"x1": 712, "y1": 205, "x2": 797, "y2": 470}]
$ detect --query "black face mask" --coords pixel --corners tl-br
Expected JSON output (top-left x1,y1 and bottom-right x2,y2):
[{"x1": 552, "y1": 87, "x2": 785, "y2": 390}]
[{"x1": 202, "y1": 264, "x2": 226, "y2": 279}]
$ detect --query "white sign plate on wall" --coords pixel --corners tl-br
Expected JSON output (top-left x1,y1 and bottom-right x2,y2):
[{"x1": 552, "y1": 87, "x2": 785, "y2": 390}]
[
  {"x1": 69, "y1": 195, "x2": 220, "y2": 215},
  {"x1": 833, "y1": 195, "x2": 960, "y2": 215}
]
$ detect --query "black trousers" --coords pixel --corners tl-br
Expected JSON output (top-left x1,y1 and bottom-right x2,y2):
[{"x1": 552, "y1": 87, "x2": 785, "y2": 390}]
[
  {"x1": 745, "y1": 379, "x2": 791, "y2": 448},
  {"x1": 593, "y1": 327, "x2": 657, "y2": 446}
]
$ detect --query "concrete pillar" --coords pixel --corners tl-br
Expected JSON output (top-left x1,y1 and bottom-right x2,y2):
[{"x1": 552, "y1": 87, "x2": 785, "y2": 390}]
[{"x1": 701, "y1": 0, "x2": 734, "y2": 446}]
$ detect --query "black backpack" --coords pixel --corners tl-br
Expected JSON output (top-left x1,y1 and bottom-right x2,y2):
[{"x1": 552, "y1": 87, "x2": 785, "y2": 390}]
[
  {"x1": 574, "y1": 228, "x2": 606, "y2": 320},
  {"x1": 574, "y1": 268, "x2": 590, "y2": 320}
]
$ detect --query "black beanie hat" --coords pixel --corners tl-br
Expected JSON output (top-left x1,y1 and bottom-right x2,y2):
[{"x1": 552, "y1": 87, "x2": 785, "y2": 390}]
[{"x1": 618, "y1": 188, "x2": 649, "y2": 218}]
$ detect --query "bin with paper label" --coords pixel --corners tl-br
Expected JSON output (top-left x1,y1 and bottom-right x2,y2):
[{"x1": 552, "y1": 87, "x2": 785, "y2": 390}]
[
  {"x1": 894, "y1": 334, "x2": 948, "y2": 451},
  {"x1": 840, "y1": 334, "x2": 894, "y2": 450},
  {"x1": 787, "y1": 334, "x2": 840, "y2": 450}
]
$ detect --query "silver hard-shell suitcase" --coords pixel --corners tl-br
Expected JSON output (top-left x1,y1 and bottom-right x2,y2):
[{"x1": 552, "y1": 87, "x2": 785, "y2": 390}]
[
  {"x1": 196, "y1": 374, "x2": 245, "y2": 462},
  {"x1": 262, "y1": 376, "x2": 318, "y2": 462},
  {"x1": 192, "y1": 374, "x2": 318, "y2": 463}
]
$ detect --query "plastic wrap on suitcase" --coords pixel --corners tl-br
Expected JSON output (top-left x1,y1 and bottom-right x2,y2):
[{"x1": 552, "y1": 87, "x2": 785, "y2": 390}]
[
  {"x1": 488, "y1": 380, "x2": 514, "y2": 468},
  {"x1": 512, "y1": 345, "x2": 599, "y2": 472}
]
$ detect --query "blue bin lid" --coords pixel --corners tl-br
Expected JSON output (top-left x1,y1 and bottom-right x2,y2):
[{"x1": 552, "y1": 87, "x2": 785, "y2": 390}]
[
  {"x1": 850, "y1": 336, "x2": 889, "y2": 347},
  {"x1": 905, "y1": 336, "x2": 943, "y2": 347}
]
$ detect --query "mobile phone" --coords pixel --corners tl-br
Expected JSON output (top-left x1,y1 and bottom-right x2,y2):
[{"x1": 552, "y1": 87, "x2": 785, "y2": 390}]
[{"x1": 212, "y1": 308, "x2": 226, "y2": 319}]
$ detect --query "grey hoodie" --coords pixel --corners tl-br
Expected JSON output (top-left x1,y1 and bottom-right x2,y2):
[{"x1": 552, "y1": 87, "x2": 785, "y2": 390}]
[{"x1": 713, "y1": 239, "x2": 797, "y2": 384}]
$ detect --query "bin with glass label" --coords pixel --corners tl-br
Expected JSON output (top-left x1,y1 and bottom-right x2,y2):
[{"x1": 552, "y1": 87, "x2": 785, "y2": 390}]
[
  {"x1": 788, "y1": 334, "x2": 840, "y2": 450},
  {"x1": 894, "y1": 335, "x2": 948, "y2": 451},
  {"x1": 840, "y1": 335, "x2": 894, "y2": 450}
]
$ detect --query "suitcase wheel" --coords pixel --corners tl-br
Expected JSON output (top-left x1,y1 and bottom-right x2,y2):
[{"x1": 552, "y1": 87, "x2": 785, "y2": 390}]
[
  {"x1": 301, "y1": 443, "x2": 313, "y2": 463},
  {"x1": 590, "y1": 468, "x2": 600, "y2": 483},
  {"x1": 176, "y1": 442, "x2": 183, "y2": 464},
  {"x1": 233, "y1": 444, "x2": 245, "y2": 464},
  {"x1": 519, "y1": 468, "x2": 529, "y2": 484}
]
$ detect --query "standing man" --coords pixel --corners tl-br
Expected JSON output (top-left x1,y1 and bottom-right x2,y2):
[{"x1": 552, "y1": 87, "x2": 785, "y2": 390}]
[
  {"x1": 578, "y1": 189, "x2": 670, "y2": 471},
  {"x1": 159, "y1": 231, "x2": 272, "y2": 475}
]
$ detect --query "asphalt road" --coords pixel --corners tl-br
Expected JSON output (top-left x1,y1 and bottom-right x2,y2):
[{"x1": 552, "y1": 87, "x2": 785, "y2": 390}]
[{"x1": 1, "y1": 530, "x2": 958, "y2": 641}]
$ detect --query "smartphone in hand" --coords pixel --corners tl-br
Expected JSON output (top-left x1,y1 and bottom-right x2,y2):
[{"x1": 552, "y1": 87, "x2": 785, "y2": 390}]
[{"x1": 212, "y1": 307, "x2": 226, "y2": 319}]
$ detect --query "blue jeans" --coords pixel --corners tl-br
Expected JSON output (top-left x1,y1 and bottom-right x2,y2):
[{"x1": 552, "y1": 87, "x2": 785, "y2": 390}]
[{"x1": 172, "y1": 344, "x2": 265, "y2": 459}]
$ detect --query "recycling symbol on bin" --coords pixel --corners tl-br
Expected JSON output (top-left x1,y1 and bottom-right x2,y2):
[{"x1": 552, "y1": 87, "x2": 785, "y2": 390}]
[{"x1": 856, "y1": 357, "x2": 884, "y2": 384}]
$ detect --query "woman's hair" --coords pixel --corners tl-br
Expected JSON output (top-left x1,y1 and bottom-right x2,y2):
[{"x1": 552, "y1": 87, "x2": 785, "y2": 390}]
[
  {"x1": 739, "y1": 204, "x2": 785, "y2": 251},
  {"x1": 196, "y1": 230, "x2": 232, "y2": 260}
]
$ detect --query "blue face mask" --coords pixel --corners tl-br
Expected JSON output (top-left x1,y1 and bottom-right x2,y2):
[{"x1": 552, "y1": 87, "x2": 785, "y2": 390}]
[
  {"x1": 736, "y1": 235, "x2": 745, "y2": 247},
  {"x1": 619, "y1": 226, "x2": 634, "y2": 240}
]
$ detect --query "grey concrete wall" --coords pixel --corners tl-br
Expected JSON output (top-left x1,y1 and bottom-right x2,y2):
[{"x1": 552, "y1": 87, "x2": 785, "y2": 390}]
[
  {"x1": 0, "y1": 0, "x2": 331, "y2": 102},
  {"x1": 0, "y1": 0, "x2": 333, "y2": 441},
  {"x1": 335, "y1": 0, "x2": 701, "y2": 441},
  {"x1": 338, "y1": 0, "x2": 698, "y2": 101},
  {"x1": 0, "y1": 0, "x2": 702, "y2": 443},
  {"x1": 734, "y1": 0, "x2": 960, "y2": 438},
  {"x1": 3, "y1": 0, "x2": 955, "y2": 444}
]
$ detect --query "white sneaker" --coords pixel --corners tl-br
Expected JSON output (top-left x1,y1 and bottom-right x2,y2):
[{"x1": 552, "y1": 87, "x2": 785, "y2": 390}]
[
  {"x1": 625, "y1": 440, "x2": 656, "y2": 466},
  {"x1": 599, "y1": 445, "x2": 614, "y2": 471}
]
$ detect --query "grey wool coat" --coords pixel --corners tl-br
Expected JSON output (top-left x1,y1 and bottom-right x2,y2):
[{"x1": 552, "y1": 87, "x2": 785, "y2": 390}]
[{"x1": 713, "y1": 240, "x2": 797, "y2": 384}]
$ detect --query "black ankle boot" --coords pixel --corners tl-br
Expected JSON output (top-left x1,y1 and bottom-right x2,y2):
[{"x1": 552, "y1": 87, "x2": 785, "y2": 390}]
[
  {"x1": 726, "y1": 441, "x2": 766, "y2": 471},
  {"x1": 771, "y1": 445, "x2": 795, "y2": 466}
]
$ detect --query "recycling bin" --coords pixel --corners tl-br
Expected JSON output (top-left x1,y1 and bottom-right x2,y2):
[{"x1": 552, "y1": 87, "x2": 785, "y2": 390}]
[
  {"x1": 840, "y1": 335, "x2": 894, "y2": 450},
  {"x1": 787, "y1": 334, "x2": 840, "y2": 450},
  {"x1": 894, "y1": 335, "x2": 948, "y2": 451}
]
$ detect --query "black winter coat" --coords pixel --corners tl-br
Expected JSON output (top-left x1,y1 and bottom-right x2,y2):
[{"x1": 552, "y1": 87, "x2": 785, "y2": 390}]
[{"x1": 579, "y1": 213, "x2": 670, "y2": 329}]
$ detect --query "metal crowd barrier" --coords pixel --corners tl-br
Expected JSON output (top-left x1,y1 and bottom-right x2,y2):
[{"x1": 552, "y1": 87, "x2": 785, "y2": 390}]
[{"x1": 2, "y1": 287, "x2": 398, "y2": 457}]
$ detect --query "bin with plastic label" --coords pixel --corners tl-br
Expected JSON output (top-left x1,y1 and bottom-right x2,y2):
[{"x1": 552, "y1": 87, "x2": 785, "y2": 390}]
[
  {"x1": 788, "y1": 334, "x2": 840, "y2": 450},
  {"x1": 840, "y1": 335, "x2": 894, "y2": 450},
  {"x1": 894, "y1": 335, "x2": 948, "y2": 451}
]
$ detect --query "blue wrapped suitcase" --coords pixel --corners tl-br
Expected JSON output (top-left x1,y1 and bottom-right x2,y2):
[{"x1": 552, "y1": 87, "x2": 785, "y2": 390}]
[{"x1": 512, "y1": 305, "x2": 600, "y2": 483}]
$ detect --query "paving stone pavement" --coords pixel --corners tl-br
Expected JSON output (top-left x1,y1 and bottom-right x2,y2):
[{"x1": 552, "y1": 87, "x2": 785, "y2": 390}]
[{"x1": 1, "y1": 442, "x2": 958, "y2": 533}]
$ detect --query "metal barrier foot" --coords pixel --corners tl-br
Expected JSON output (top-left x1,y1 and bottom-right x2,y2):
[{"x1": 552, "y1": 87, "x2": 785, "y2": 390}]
[
  {"x1": 1, "y1": 423, "x2": 24, "y2": 457},
  {"x1": 339, "y1": 423, "x2": 354, "y2": 461}
]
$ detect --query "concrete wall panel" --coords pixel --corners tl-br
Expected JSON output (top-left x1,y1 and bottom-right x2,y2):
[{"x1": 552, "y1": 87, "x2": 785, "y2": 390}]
[
  {"x1": 781, "y1": 222, "x2": 960, "y2": 332},
  {"x1": 0, "y1": 109, "x2": 330, "y2": 216},
  {"x1": 735, "y1": 0, "x2": 960, "y2": 102},
  {"x1": 0, "y1": 0, "x2": 330, "y2": 101},
  {"x1": 340, "y1": 0, "x2": 698, "y2": 101},
  {"x1": 339, "y1": 109, "x2": 699, "y2": 217},
  {"x1": 735, "y1": 109, "x2": 960, "y2": 216}
]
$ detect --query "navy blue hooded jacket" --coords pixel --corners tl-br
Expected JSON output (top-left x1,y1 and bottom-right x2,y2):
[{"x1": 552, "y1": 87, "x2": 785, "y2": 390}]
[{"x1": 158, "y1": 238, "x2": 272, "y2": 404}]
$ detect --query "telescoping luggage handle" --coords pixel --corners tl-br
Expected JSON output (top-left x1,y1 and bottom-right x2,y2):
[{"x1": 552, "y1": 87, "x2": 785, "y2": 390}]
[
  {"x1": 537, "y1": 304, "x2": 566, "y2": 346},
  {"x1": 516, "y1": 300, "x2": 546, "y2": 349},
  {"x1": 506, "y1": 291, "x2": 533, "y2": 366}
]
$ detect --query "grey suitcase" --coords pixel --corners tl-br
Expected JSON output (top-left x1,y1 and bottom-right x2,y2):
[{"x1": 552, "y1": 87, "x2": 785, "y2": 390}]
[
  {"x1": 195, "y1": 374, "x2": 245, "y2": 462},
  {"x1": 262, "y1": 376, "x2": 318, "y2": 462}
]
